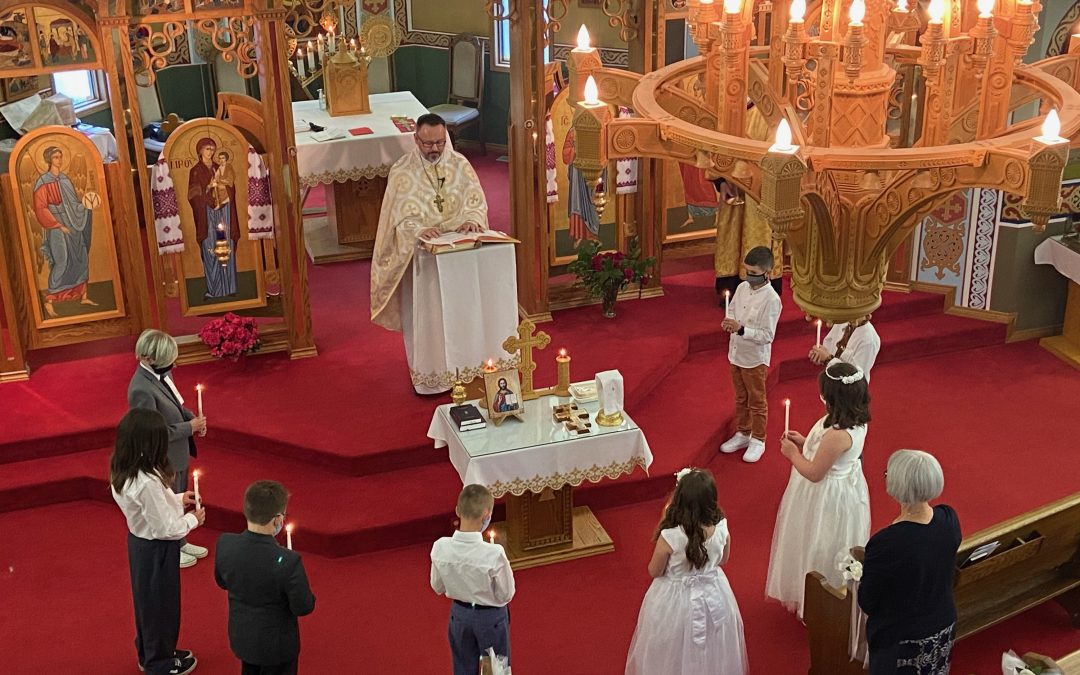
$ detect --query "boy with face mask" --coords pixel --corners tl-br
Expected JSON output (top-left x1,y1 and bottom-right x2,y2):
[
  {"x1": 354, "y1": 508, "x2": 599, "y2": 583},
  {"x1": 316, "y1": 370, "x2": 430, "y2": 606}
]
[
  {"x1": 720, "y1": 246, "x2": 783, "y2": 463},
  {"x1": 430, "y1": 484, "x2": 515, "y2": 675},
  {"x1": 214, "y1": 481, "x2": 316, "y2": 674}
]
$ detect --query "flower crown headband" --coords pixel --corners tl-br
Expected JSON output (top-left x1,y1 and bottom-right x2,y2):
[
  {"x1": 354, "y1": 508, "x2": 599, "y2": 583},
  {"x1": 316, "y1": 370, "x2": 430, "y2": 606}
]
[
  {"x1": 825, "y1": 365, "x2": 865, "y2": 385},
  {"x1": 674, "y1": 467, "x2": 695, "y2": 483}
]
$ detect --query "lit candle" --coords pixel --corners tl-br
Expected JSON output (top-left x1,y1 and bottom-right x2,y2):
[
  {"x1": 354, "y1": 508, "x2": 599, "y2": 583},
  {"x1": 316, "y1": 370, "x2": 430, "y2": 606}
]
[
  {"x1": 216, "y1": 222, "x2": 226, "y2": 241},
  {"x1": 583, "y1": 75, "x2": 601, "y2": 106},
  {"x1": 927, "y1": 0, "x2": 945, "y2": 24},
  {"x1": 328, "y1": 28, "x2": 336, "y2": 53},
  {"x1": 296, "y1": 49, "x2": 306, "y2": 79},
  {"x1": 784, "y1": 398, "x2": 791, "y2": 436},
  {"x1": 317, "y1": 33, "x2": 326, "y2": 63},
  {"x1": 848, "y1": 0, "x2": 865, "y2": 25},
  {"x1": 976, "y1": 0, "x2": 994, "y2": 18},
  {"x1": 556, "y1": 349, "x2": 571, "y2": 397},
  {"x1": 350, "y1": 38, "x2": 357, "y2": 53},
  {"x1": 196, "y1": 384, "x2": 203, "y2": 417},
  {"x1": 723, "y1": 0, "x2": 741, "y2": 14},
  {"x1": 193, "y1": 470, "x2": 201, "y2": 510},
  {"x1": 286, "y1": 523, "x2": 293, "y2": 550},
  {"x1": 723, "y1": 289, "x2": 730, "y2": 312},
  {"x1": 574, "y1": 24, "x2": 592, "y2": 51},
  {"x1": 816, "y1": 319, "x2": 822, "y2": 346},
  {"x1": 1036, "y1": 108, "x2": 1066, "y2": 144},
  {"x1": 483, "y1": 359, "x2": 497, "y2": 373},
  {"x1": 894, "y1": 0, "x2": 909, "y2": 12},
  {"x1": 789, "y1": 0, "x2": 806, "y2": 22},
  {"x1": 306, "y1": 45, "x2": 316, "y2": 71},
  {"x1": 769, "y1": 119, "x2": 797, "y2": 153},
  {"x1": 488, "y1": 530, "x2": 495, "y2": 544}
]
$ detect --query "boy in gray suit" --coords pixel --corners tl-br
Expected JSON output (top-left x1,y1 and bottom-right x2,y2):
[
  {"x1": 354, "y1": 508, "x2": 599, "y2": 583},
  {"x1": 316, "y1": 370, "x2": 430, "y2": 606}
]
[{"x1": 129, "y1": 329, "x2": 208, "y2": 568}]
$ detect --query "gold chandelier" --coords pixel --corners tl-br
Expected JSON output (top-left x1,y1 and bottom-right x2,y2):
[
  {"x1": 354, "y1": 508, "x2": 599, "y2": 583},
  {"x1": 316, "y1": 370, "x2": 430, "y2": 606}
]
[{"x1": 570, "y1": 0, "x2": 1078, "y2": 324}]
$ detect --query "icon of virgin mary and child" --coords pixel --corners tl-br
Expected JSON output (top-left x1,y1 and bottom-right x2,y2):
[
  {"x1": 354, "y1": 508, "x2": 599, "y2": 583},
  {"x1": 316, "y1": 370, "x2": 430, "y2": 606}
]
[{"x1": 187, "y1": 137, "x2": 239, "y2": 300}]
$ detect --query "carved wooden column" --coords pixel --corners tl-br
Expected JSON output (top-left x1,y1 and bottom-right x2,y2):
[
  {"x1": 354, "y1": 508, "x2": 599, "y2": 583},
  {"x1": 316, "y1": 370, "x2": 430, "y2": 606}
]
[
  {"x1": 713, "y1": 1, "x2": 750, "y2": 135},
  {"x1": 503, "y1": 0, "x2": 551, "y2": 320},
  {"x1": 255, "y1": 2, "x2": 317, "y2": 359},
  {"x1": 0, "y1": 205, "x2": 28, "y2": 380}
]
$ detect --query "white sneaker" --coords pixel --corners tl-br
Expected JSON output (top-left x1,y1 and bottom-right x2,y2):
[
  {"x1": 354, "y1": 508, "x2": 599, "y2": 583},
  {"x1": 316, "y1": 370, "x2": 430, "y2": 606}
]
[
  {"x1": 180, "y1": 551, "x2": 198, "y2": 568},
  {"x1": 742, "y1": 438, "x2": 766, "y2": 463},
  {"x1": 720, "y1": 431, "x2": 751, "y2": 453},
  {"x1": 181, "y1": 543, "x2": 208, "y2": 559}
]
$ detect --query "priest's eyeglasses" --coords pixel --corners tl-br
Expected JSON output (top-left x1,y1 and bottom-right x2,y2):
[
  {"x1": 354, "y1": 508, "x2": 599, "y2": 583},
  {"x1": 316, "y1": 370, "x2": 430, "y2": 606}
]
[{"x1": 419, "y1": 140, "x2": 447, "y2": 150}]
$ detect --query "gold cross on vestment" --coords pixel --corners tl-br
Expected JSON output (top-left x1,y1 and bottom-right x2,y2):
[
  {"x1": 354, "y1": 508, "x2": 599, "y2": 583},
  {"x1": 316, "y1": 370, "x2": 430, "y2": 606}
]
[
  {"x1": 502, "y1": 319, "x2": 551, "y2": 400},
  {"x1": 433, "y1": 193, "x2": 445, "y2": 213}
]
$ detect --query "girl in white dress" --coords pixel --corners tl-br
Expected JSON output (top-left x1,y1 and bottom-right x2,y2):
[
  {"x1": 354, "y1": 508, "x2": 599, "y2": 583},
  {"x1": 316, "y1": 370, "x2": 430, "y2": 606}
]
[
  {"x1": 626, "y1": 468, "x2": 748, "y2": 675},
  {"x1": 766, "y1": 361, "x2": 872, "y2": 618}
]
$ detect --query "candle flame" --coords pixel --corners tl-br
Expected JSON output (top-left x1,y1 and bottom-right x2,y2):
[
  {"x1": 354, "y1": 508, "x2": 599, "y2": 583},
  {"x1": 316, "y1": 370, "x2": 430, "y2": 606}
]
[
  {"x1": 192, "y1": 469, "x2": 200, "y2": 478},
  {"x1": 196, "y1": 384, "x2": 203, "y2": 391},
  {"x1": 849, "y1": 0, "x2": 865, "y2": 25},
  {"x1": 584, "y1": 75, "x2": 600, "y2": 106},
  {"x1": 772, "y1": 119, "x2": 794, "y2": 150},
  {"x1": 723, "y1": 0, "x2": 742, "y2": 14},
  {"x1": 285, "y1": 523, "x2": 294, "y2": 533},
  {"x1": 576, "y1": 24, "x2": 591, "y2": 50},
  {"x1": 790, "y1": 0, "x2": 806, "y2": 22},
  {"x1": 784, "y1": 398, "x2": 791, "y2": 406},
  {"x1": 559, "y1": 348, "x2": 567, "y2": 357},
  {"x1": 895, "y1": 0, "x2": 908, "y2": 11},
  {"x1": 976, "y1": 0, "x2": 994, "y2": 17},
  {"x1": 927, "y1": 0, "x2": 945, "y2": 23},
  {"x1": 1042, "y1": 108, "x2": 1062, "y2": 140}
]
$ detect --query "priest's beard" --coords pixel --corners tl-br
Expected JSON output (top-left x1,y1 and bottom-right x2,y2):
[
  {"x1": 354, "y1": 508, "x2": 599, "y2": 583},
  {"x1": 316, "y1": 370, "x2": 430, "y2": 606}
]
[{"x1": 424, "y1": 150, "x2": 442, "y2": 163}]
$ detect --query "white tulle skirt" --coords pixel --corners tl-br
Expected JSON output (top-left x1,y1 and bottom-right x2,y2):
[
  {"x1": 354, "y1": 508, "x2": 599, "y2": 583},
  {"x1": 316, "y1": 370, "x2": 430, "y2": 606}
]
[
  {"x1": 765, "y1": 466, "x2": 871, "y2": 618},
  {"x1": 625, "y1": 569, "x2": 748, "y2": 675}
]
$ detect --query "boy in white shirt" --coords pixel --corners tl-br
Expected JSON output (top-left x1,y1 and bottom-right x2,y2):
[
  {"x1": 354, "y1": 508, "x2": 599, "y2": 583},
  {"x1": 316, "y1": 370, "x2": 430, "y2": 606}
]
[
  {"x1": 430, "y1": 484, "x2": 515, "y2": 675},
  {"x1": 809, "y1": 318, "x2": 881, "y2": 383},
  {"x1": 720, "y1": 246, "x2": 782, "y2": 463}
]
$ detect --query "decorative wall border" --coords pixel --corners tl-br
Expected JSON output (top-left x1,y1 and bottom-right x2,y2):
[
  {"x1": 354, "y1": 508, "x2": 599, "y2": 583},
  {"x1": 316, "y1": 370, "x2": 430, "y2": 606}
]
[
  {"x1": 1045, "y1": 0, "x2": 1080, "y2": 57},
  {"x1": 964, "y1": 188, "x2": 1000, "y2": 310}
]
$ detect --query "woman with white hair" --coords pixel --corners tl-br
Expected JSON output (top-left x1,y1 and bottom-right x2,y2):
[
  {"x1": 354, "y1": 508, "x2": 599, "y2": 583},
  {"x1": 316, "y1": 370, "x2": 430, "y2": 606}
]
[
  {"x1": 858, "y1": 450, "x2": 961, "y2": 675},
  {"x1": 128, "y1": 329, "x2": 208, "y2": 569}
]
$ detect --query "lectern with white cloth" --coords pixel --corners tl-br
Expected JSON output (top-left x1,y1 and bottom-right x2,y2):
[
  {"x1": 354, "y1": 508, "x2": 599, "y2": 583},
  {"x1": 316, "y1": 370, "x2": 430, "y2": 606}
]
[
  {"x1": 405, "y1": 244, "x2": 519, "y2": 394},
  {"x1": 293, "y1": 92, "x2": 429, "y2": 262},
  {"x1": 428, "y1": 395, "x2": 653, "y2": 569},
  {"x1": 1035, "y1": 236, "x2": 1080, "y2": 369}
]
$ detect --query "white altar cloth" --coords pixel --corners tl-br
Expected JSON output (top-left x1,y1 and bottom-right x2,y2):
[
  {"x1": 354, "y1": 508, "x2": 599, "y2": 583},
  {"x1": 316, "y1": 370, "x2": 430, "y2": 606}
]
[
  {"x1": 428, "y1": 395, "x2": 653, "y2": 498},
  {"x1": 402, "y1": 243, "x2": 519, "y2": 394},
  {"x1": 293, "y1": 92, "x2": 429, "y2": 188},
  {"x1": 1035, "y1": 236, "x2": 1080, "y2": 285}
]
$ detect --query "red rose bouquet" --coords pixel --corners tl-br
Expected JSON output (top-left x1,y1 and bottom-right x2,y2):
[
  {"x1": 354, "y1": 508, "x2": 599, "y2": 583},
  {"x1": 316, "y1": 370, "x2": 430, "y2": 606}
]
[{"x1": 199, "y1": 313, "x2": 261, "y2": 360}]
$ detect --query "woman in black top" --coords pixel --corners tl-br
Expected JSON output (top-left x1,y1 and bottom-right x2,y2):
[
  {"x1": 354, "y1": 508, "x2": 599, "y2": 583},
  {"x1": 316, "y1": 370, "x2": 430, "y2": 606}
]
[{"x1": 858, "y1": 449, "x2": 961, "y2": 675}]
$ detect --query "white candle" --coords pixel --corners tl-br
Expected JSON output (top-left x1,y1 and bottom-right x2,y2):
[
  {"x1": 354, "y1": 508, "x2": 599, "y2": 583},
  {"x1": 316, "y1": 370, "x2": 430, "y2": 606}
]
[
  {"x1": 193, "y1": 470, "x2": 201, "y2": 510},
  {"x1": 196, "y1": 384, "x2": 203, "y2": 417},
  {"x1": 350, "y1": 38, "x2": 357, "y2": 53},
  {"x1": 296, "y1": 50, "x2": 306, "y2": 79},
  {"x1": 816, "y1": 320, "x2": 822, "y2": 346},
  {"x1": 306, "y1": 46, "x2": 315, "y2": 71},
  {"x1": 723, "y1": 289, "x2": 730, "y2": 313},
  {"x1": 286, "y1": 523, "x2": 294, "y2": 550},
  {"x1": 488, "y1": 530, "x2": 495, "y2": 544},
  {"x1": 784, "y1": 398, "x2": 791, "y2": 436},
  {"x1": 317, "y1": 34, "x2": 325, "y2": 63}
]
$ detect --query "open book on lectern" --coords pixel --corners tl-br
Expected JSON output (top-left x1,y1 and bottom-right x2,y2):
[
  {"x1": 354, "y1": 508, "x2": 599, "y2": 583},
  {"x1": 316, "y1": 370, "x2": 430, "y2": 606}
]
[{"x1": 421, "y1": 229, "x2": 520, "y2": 254}]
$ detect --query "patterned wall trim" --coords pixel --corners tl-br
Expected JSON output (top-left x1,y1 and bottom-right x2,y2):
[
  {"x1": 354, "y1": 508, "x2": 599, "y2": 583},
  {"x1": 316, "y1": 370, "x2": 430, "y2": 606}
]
[
  {"x1": 964, "y1": 188, "x2": 999, "y2": 310},
  {"x1": 393, "y1": 0, "x2": 628, "y2": 67},
  {"x1": 1046, "y1": 0, "x2": 1080, "y2": 57}
]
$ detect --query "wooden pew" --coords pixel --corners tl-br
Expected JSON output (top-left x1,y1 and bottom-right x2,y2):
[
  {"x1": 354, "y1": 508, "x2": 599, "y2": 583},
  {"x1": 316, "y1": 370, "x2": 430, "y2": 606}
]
[{"x1": 805, "y1": 491, "x2": 1080, "y2": 675}]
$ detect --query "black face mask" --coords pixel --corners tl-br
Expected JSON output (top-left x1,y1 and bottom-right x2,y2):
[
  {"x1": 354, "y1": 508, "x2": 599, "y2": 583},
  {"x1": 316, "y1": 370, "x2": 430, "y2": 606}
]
[
  {"x1": 746, "y1": 273, "x2": 767, "y2": 286},
  {"x1": 152, "y1": 364, "x2": 174, "y2": 376}
]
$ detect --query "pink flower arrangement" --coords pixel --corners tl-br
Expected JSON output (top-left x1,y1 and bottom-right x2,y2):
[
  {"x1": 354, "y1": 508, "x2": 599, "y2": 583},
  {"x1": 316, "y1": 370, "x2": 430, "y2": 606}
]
[{"x1": 199, "y1": 313, "x2": 261, "y2": 360}]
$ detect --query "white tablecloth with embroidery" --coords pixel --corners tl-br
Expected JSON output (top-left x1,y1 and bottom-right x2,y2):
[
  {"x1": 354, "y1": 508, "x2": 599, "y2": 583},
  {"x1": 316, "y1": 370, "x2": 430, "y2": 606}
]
[
  {"x1": 292, "y1": 92, "x2": 429, "y2": 188},
  {"x1": 428, "y1": 395, "x2": 653, "y2": 498},
  {"x1": 1035, "y1": 236, "x2": 1080, "y2": 284}
]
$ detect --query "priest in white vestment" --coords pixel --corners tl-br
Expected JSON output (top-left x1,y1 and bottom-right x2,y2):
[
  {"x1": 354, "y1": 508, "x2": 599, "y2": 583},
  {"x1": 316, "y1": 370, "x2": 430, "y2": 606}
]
[{"x1": 371, "y1": 113, "x2": 518, "y2": 394}]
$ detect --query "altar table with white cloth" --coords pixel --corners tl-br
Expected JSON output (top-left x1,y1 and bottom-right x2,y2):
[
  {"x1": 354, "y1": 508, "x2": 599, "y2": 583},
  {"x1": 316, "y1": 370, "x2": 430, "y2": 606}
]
[
  {"x1": 292, "y1": 92, "x2": 429, "y2": 261},
  {"x1": 428, "y1": 394, "x2": 653, "y2": 568},
  {"x1": 404, "y1": 243, "x2": 519, "y2": 395},
  {"x1": 1035, "y1": 235, "x2": 1080, "y2": 368}
]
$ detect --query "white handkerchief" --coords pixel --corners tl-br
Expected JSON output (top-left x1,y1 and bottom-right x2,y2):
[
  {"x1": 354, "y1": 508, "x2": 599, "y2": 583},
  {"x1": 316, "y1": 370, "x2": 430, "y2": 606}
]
[{"x1": 595, "y1": 369, "x2": 624, "y2": 415}]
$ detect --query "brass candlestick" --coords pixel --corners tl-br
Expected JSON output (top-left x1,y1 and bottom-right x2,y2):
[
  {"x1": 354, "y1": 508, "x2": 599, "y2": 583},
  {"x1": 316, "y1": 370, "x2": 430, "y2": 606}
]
[
  {"x1": 555, "y1": 350, "x2": 571, "y2": 398},
  {"x1": 450, "y1": 369, "x2": 467, "y2": 407}
]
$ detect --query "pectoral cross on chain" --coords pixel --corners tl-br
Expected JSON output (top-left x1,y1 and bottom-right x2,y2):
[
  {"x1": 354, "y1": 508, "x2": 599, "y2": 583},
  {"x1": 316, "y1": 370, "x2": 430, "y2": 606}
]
[
  {"x1": 433, "y1": 193, "x2": 445, "y2": 213},
  {"x1": 502, "y1": 319, "x2": 551, "y2": 400}
]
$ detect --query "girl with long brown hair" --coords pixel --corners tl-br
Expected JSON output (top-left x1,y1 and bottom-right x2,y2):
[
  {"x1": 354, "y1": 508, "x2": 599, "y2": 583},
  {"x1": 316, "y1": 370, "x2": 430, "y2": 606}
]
[{"x1": 625, "y1": 468, "x2": 747, "y2": 674}]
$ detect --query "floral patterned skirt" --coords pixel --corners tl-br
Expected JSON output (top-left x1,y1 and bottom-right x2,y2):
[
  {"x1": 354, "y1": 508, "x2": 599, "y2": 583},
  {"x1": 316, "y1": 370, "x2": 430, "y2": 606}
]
[{"x1": 895, "y1": 623, "x2": 955, "y2": 675}]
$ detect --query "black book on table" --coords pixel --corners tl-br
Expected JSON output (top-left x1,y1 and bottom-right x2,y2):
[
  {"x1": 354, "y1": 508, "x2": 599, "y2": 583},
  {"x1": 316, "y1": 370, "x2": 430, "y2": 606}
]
[{"x1": 450, "y1": 404, "x2": 484, "y2": 428}]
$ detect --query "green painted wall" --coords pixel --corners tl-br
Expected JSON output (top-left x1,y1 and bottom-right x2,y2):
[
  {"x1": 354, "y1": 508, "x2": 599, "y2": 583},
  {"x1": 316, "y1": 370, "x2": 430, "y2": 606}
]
[
  {"x1": 989, "y1": 224, "x2": 1070, "y2": 331},
  {"x1": 393, "y1": 45, "x2": 510, "y2": 147}
]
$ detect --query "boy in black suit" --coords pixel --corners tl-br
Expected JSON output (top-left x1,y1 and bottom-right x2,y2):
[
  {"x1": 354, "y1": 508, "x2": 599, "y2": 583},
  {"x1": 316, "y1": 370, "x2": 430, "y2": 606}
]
[{"x1": 215, "y1": 481, "x2": 316, "y2": 675}]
